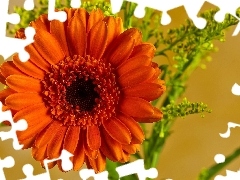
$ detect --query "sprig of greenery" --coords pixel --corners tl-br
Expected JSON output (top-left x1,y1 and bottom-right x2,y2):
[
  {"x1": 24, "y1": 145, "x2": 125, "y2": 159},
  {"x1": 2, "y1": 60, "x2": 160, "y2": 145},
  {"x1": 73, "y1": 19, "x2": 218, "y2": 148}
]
[
  {"x1": 7, "y1": 1, "x2": 240, "y2": 179},
  {"x1": 198, "y1": 146, "x2": 240, "y2": 180},
  {"x1": 144, "y1": 98, "x2": 212, "y2": 170},
  {"x1": 8, "y1": 0, "x2": 114, "y2": 34},
  {"x1": 119, "y1": 2, "x2": 239, "y2": 179}
]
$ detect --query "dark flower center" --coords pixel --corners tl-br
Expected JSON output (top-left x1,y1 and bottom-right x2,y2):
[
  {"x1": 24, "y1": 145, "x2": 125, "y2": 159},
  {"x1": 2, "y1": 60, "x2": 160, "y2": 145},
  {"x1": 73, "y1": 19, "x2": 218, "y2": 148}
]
[
  {"x1": 41, "y1": 55, "x2": 120, "y2": 127},
  {"x1": 65, "y1": 78, "x2": 99, "y2": 111}
]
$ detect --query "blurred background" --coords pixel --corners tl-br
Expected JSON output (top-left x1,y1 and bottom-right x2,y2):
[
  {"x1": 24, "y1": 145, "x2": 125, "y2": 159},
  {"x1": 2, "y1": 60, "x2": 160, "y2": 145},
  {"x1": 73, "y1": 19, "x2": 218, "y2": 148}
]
[{"x1": 1, "y1": 0, "x2": 240, "y2": 179}]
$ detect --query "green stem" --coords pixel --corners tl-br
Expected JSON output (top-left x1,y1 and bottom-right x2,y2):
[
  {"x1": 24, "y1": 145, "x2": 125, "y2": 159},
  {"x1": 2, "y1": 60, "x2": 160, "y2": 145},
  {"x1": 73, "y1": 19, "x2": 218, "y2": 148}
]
[
  {"x1": 198, "y1": 146, "x2": 240, "y2": 180},
  {"x1": 123, "y1": 2, "x2": 136, "y2": 29}
]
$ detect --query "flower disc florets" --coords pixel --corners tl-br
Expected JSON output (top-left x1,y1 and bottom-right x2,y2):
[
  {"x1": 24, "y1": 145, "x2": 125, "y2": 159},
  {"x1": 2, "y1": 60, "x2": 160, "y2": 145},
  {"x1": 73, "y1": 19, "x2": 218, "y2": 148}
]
[
  {"x1": 42, "y1": 55, "x2": 120, "y2": 127},
  {"x1": 0, "y1": 8, "x2": 166, "y2": 173}
]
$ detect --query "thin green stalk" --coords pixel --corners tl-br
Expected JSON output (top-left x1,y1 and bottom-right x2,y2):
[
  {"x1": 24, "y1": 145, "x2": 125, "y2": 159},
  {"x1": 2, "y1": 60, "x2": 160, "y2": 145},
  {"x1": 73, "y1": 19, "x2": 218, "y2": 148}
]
[{"x1": 198, "y1": 146, "x2": 240, "y2": 180}]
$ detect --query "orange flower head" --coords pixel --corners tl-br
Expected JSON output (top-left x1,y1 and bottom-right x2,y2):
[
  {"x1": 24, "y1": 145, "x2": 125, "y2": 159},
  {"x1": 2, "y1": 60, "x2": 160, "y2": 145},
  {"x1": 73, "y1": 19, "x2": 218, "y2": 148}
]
[{"x1": 0, "y1": 8, "x2": 166, "y2": 172}]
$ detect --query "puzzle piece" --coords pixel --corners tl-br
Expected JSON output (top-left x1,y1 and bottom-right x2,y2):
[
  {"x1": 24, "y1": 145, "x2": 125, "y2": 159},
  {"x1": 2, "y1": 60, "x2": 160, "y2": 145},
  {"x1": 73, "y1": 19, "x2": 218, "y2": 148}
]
[
  {"x1": 0, "y1": 102, "x2": 28, "y2": 150},
  {"x1": 231, "y1": 83, "x2": 240, "y2": 95},
  {"x1": 20, "y1": 149, "x2": 73, "y2": 180},
  {"x1": 219, "y1": 122, "x2": 240, "y2": 138},
  {"x1": 214, "y1": 154, "x2": 240, "y2": 180},
  {"x1": 0, "y1": 0, "x2": 36, "y2": 61},
  {"x1": 215, "y1": 170, "x2": 240, "y2": 180},
  {"x1": 79, "y1": 169, "x2": 108, "y2": 180},
  {"x1": 110, "y1": 0, "x2": 207, "y2": 29},
  {"x1": 48, "y1": 0, "x2": 67, "y2": 22},
  {"x1": 24, "y1": 0, "x2": 35, "y2": 11},
  {"x1": 0, "y1": 156, "x2": 15, "y2": 180},
  {"x1": 116, "y1": 159, "x2": 158, "y2": 180},
  {"x1": 70, "y1": 0, "x2": 81, "y2": 8},
  {"x1": 110, "y1": 0, "x2": 240, "y2": 34}
]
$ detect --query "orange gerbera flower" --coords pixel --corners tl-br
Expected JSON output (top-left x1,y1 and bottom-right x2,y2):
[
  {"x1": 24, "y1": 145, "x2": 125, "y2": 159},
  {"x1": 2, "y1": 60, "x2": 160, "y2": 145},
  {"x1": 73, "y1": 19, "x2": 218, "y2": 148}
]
[{"x1": 0, "y1": 8, "x2": 165, "y2": 172}]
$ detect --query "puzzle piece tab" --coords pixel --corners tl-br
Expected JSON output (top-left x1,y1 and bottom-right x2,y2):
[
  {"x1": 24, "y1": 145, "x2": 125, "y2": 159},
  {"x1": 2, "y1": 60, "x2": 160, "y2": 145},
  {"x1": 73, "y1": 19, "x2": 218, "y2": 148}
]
[
  {"x1": 111, "y1": 0, "x2": 207, "y2": 29},
  {"x1": 20, "y1": 149, "x2": 73, "y2": 180},
  {"x1": 0, "y1": 0, "x2": 36, "y2": 61},
  {"x1": 0, "y1": 102, "x2": 28, "y2": 150},
  {"x1": 79, "y1": 169, "x2": 108, "y2": 180},
  {"x1": 24, "y1": 0, "x2": 35, "y2": 11},
  {"x1": 116, "y1": 159, "x2": 158, "y2": 180},
  {"x1": 111, "y1": 0, "x2": 240, "y2": 34},
  {"x1": 48, "y1": 0, "x2": 67, "y2": 22},
  {"x1": 215, "y1": 170, "x2": 240, "y2": 180},
  {"x1": 0, "y1": 156, "x2": 14, "y2": 180}
]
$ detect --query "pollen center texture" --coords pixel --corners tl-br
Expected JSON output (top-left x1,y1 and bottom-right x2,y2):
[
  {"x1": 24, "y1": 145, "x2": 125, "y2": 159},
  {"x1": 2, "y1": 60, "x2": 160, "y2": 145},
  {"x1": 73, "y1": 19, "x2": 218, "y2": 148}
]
[
  {"x1": 42, "y1": 55, "x2": 120, "y2": 127},
  {"x1": 0, "y1": 7, "x2": 166, "y2": 173},
  {"x1": 65, "y1": 78, "x2": 99, "y2": 111}
]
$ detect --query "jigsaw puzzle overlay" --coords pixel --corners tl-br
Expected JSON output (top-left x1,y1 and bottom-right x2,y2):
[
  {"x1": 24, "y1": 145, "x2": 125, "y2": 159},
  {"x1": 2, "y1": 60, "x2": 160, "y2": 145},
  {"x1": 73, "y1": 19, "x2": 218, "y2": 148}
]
[
  {"x1": 0, "y1": 0, "x2": 240, "y2": 179},
  {"x1": 1, "y1": 0, "x2": 240, "y2": 61},
  {"x1": 0, "y1": 98, "x2": 158, "y2": 179},
  {"x1": 210, "y1": 83, "x2": 240, "y2": 180},
  {"x1": 110, "y1": 0, "x2": 240, "y2": 34}
]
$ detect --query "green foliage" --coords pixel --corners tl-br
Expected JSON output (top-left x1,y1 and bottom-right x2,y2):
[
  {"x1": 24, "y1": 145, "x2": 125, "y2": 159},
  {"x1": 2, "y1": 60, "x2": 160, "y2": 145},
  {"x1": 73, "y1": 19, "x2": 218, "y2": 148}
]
[
  {"x1": 8, "y1": 0, "x2": 114, "y2": 34},
  {"x1": 198, "y1": 146, "x2": 240, "y2": 180},
  {"x1": 6, "y1": 1, "x2": 240, "y2": 179},
  {"x1": 159, "y1": 98, "x2": 212, "y2": 137},
  {"x1": 143, "y1": 98, "x2": 211, "y2": 171},
  {"x1": 162, "y1": 97, "x2": 212, "y2": 121},
  {"x1": 121, "y1": 2, "x2": 239, "y2": 179}
]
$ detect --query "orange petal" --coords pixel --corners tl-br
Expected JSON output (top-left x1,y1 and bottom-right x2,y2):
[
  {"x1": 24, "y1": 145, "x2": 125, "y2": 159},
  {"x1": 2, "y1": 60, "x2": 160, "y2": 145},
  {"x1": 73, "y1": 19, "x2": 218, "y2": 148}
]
[
  {"x1": 122, "y1": 144, "x2": 140, "y2": 154},
  {"x1": 73, "y1": 132, "x2": 85, "y2": 171},
  {"x1": 118, "y1": 66, "x2": 155, "y2": 88},
  {"x1": 67, "y1": 15, "x2": 86, "y2": 56},
  {"x1": 32, "y1": 144, "x2": 47, "y2": 161},
  {"x1": 20, "y1": 136, "x2": 35, "y2": 149},
  {"x1": 63, "y1": 126, "x2": 80, "y2": 154},
  {"x1": 47, "y1": 126, "x2": 68, "y2": 159},
  {"x1": 87, "y1": 151, "x2": 106, "y2": 173},
  {"x1": 124, "y1": 28, "x2": 142, "y2": 46},
  {"x1": 82, "y1": 130, "x2": 98, "y2": 159},
  {"x1": 135, "y1": 107, "x2": 163, "y2": 123},
  {"x1": 84, "y1": 140, "x2": 98, "y2": 160},
  {"x1": 5, "y1": 92, "x2": 43, "y2": 110},
  {"x1": 42, "y1": 160, "x2": 57, "y2": 169},
  {"x1": 64, "y1": 8, "x2": 77, "y2": 26},
  {"x1": 87, "y1": 21, "x2": 107, "y2": 59},
  {"x1": 0, "y1": 61, "x2": 25, "y2": 78},
  {"x1": 0, "y1": 73, "x2": 6, "y2": 85},
  {"x1": 6, "y1": 75, "x2": 41, "y2": 93},
  {"x1": 50, "y1": 20, "x2": 69, "y2": 56},
  {"x1": 130, "y1": 43, "x2": 156, "y2": 58},
  {"x1": 39, "y1": 14, "x2": 50, "y2": 30},
  {"x1": 74, "y1": 8, "x2": 89, "y2": 30},
  {"x1": 119, "y1": 97, "x2": 155, "y2": 118},
  {"x1": 117, "y1": 112, "x2": 144, "y2": 144},
  {"x1": 87, "y1": 125, "x2": 101, "y2": 150},
  {"x1": 15, "y1": 28, "x2": 26, "y2": 39},
  {"x1": 104, "y1": 29, "x2": 141, "y2": 67},
  {"x1": 87, "y1": 9, "x2": 104, "y2": 33},
  {"x1": 100, "y1": 128, "x2": 123, "y2": 161},
  {"x1": 122, "y1": 83, "x2": 164, "y2": 101},
  {"x1": 33, "y1": 29, "x2": 65, "y2": 65},
  {"x1": 116, "y1": 55, "x2": 151, "y2": 76},
  {"x1": 13, "y1": 55, "x2": 45, "y2": 80},
  {"x1": 14, "y1": 102, "x2": 53, "y2": 141},
  {"x1": 102, "y1": 117, "x2": 131, "y2": 145},
  {"x1": 103, "y1": 16, "x2": 123, "y2": 46},
  {"x1": 25, "y1": 45, "x2": 51, "y2": 72},
  {"x1": 0, "y1": 88, "x2": 15, "y2": 102},
  {"x1": 120, "y1": 150, "x2": 130, "y2": 163},
  {"x1": 30, "y1": 16, "x2": 48, "y2": 32},
  {"x1": 149, "y1": 62, "x2": 161, "y2": 82},
  {"x1": 35, "y1": 120, "x2": 62, "y2": 148}
]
